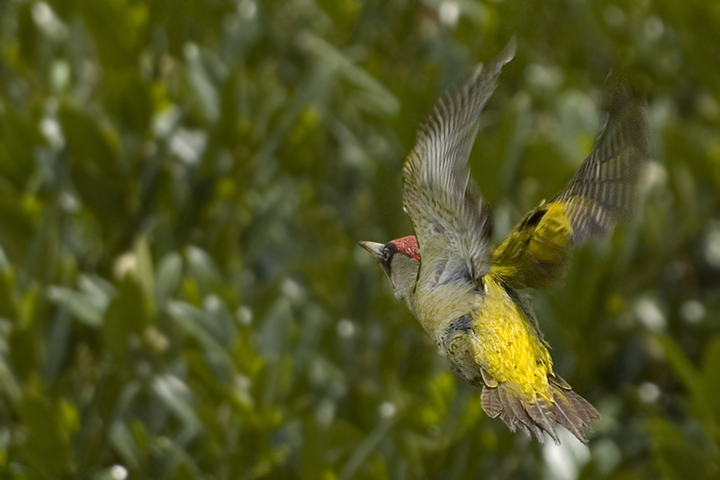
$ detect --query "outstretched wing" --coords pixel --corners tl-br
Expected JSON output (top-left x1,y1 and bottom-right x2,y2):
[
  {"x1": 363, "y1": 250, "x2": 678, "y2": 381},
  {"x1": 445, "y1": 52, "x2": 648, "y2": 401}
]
[
  {"x1": 403, "y1": 39, "x2": 516, "y2": 291},
  {"x1": 492, "y1": 81, "x2": 651, "y2": 290},
  {"x1": 553, "y1": 82, "x2": 651, "y2": 243}
]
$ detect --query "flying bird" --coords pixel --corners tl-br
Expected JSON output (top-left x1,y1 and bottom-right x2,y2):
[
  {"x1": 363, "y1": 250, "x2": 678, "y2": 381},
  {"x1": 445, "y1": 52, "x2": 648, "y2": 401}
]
[{"x1": 360, "y1": 38, "x2": 650, "y2": 443}]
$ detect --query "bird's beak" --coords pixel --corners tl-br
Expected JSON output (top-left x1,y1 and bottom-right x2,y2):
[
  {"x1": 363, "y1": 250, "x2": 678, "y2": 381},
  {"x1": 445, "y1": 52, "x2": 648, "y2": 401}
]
[{"x1": 358, "y1": 241, "x2": 384, "y2": 259}]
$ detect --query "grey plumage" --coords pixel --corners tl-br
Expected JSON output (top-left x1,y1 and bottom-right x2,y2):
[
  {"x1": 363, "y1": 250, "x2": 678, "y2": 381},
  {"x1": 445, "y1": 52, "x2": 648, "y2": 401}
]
[{"x1": 403, "y1": 38, "x2": 516, "y2": 290}]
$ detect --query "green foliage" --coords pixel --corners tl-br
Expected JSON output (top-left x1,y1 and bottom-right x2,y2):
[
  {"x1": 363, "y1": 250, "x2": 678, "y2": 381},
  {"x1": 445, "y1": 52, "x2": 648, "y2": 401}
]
[{"x1": 0, "y1": 0, "x2": 718, "y2": 479}]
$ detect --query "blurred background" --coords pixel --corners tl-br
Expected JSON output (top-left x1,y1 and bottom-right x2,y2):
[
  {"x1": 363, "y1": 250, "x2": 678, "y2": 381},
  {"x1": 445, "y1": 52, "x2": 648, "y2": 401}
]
[{"x1": 0, "y1": 0, "x2": 718, "y2": 479}]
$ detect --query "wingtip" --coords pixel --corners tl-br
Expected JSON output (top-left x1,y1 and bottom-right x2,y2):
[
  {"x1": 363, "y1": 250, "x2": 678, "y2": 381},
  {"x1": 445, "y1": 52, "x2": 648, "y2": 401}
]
[
  {"x1": 483, "y1": 35, "x2": 516, "y2": 76},
  {"x1": 503, "y1": 35, "x2": 517, "y2": 63}
]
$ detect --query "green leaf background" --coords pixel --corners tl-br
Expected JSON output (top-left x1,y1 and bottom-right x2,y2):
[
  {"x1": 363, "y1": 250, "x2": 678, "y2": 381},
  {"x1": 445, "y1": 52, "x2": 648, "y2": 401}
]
[{"x1": 0, "y1": 0, "x2": 718, "y2": 478}]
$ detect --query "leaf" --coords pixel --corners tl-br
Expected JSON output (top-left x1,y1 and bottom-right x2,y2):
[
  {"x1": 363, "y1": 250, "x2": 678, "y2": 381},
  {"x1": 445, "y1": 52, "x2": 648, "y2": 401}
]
[
  {"x1": 0, "y1": 261, "x2": 17, "y2": 319},
  {"x1": 17, "y1": 378, "x2": 75, "y2": 478},
  {"x1": 43, "y1": 310, "x2": 72, "y2": 382},
  {"x1": 133, "y1": 235, "x2": 155, "y2": 298},
  {"x1": 185, "y1": 246, "x2": 222, "y2": 292},
  {"x1": 701, "y1": 338, "x2": 720, "y2": 416},
  {"x1": 156, "y1": 252, "x2": 183, "y2": 304},
  {"x1": 78, "y1": 274, "x2": 116, "y2": 301},
  {"x1": 109, "y1": 422, "x2": 140, "y2": 470},
  {"x1": 9, "y1": 311, "x2": 40, "y2": 382},
  {"x1": 166, "y1": 300, "x2": 232, "y2": 349},
  {"x1": 658, "y1": 335, "x2": 714, "y2": 422},
  {"x1": 165, "y1": 300, "x2": 235, "y2": 378},
  {"x1": 58, "y1": 105, "x2": 126, "y2": 224},
  {"x1": 300, "y1": 32, "x2": 399, "y2": 117},
  {"x1": 102, "y1": 278, "x2": 152, "y2": 360},
  {"x1": 151, "y1": 374, "x2": 201, "y2": 439},
  {"x1": 657, "y1": 335, "x2": 701, "y2": 394},
  {"x1": 185, "y1": 45, "x2": 220, "y2": 123},
  {"x1": 48, "y1": 286, "x2": 107, "y2": 328}
]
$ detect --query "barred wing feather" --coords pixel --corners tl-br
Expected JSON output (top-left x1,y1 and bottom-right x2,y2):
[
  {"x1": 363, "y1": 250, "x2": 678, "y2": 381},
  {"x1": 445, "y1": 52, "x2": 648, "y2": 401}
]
[{"x1": 403, "y1": 39, "x2": 516, "y2": 289}]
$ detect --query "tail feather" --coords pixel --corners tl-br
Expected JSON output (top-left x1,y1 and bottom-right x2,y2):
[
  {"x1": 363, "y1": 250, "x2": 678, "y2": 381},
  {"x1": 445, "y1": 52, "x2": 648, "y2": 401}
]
[
  {"x1": 480, "y1": 384, "x2": 503, "y2": 418},
  {"x1": 553, "y1": 390, "x2": 588, "y2": 441},
  {"x1": 497, "y1": 385, "x2": 544, "y2": 441},
  {"x1": 481, "y1": 380, "x2": 600, "y2": 444},
  {"x1": 526, "y1": 397, "x2": 559, "y2": 444}
]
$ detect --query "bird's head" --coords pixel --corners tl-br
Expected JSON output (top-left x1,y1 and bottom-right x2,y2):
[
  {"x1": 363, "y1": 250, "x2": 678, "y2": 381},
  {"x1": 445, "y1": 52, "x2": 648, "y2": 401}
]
[{"x1": 359, "y1": 235, "x2": 420, "y2": 303}]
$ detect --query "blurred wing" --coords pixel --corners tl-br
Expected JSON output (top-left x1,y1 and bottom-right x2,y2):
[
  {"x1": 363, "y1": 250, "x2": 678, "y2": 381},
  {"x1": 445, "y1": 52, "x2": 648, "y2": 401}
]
[
  {"x1": 403, "y1": 39, "x2": 515, "y2": 289},
  {"x1": 492, "y1": 82, "x2": 651, "y2": 290},
  {"x1": 553, "y1": 83, "x2": 651, "y2": 243}
]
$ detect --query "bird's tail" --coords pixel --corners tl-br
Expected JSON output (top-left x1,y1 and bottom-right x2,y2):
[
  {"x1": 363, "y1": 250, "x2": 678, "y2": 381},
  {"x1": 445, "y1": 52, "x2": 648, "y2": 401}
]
[{"x1": 480, "y1": 373, "x2": 600, "y2": 444}]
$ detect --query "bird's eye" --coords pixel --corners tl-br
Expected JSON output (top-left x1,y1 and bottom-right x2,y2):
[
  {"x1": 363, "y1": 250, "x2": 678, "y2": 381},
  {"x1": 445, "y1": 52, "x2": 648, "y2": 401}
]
[{"x1": 382, "y1": 244, "x2": 394, "y2": 262}]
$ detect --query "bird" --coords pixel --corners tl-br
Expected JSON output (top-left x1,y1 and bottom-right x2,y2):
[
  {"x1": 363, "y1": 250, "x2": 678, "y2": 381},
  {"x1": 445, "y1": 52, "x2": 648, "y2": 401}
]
[{"x1": 359, "y1": 37, "x2": 651, "y2": 444}]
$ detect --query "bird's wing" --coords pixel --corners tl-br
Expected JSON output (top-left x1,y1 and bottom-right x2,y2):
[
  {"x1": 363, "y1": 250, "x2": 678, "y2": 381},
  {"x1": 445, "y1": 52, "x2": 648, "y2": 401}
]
[
  {"x1": 403, "y1": 39, "x2": 515, "y2": 290},
  {"x1": 492, "y1": 82, "x2": 651, "y2": 290}
]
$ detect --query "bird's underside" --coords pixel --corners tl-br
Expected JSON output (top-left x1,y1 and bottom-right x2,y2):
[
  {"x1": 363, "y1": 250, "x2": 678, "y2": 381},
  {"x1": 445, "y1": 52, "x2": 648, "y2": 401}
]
[
  {"x1": 361, "y1": 37, "x2": 650, "y2": 444},
  {"x1": 440, "y1": 274, "x2": 600, "y2": 443}
]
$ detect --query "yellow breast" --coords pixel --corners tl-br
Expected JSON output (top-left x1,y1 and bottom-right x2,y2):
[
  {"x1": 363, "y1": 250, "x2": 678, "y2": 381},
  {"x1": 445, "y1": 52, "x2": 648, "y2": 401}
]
[{"x1": 471, "y1": 277, "x2": 554, "y2": 401}]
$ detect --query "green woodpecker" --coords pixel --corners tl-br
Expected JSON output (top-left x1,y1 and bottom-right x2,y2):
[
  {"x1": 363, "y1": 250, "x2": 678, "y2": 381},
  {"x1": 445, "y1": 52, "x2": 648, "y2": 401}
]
[{"x1": 360, "y1": 38, "x2": 650, "y2": 443}]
